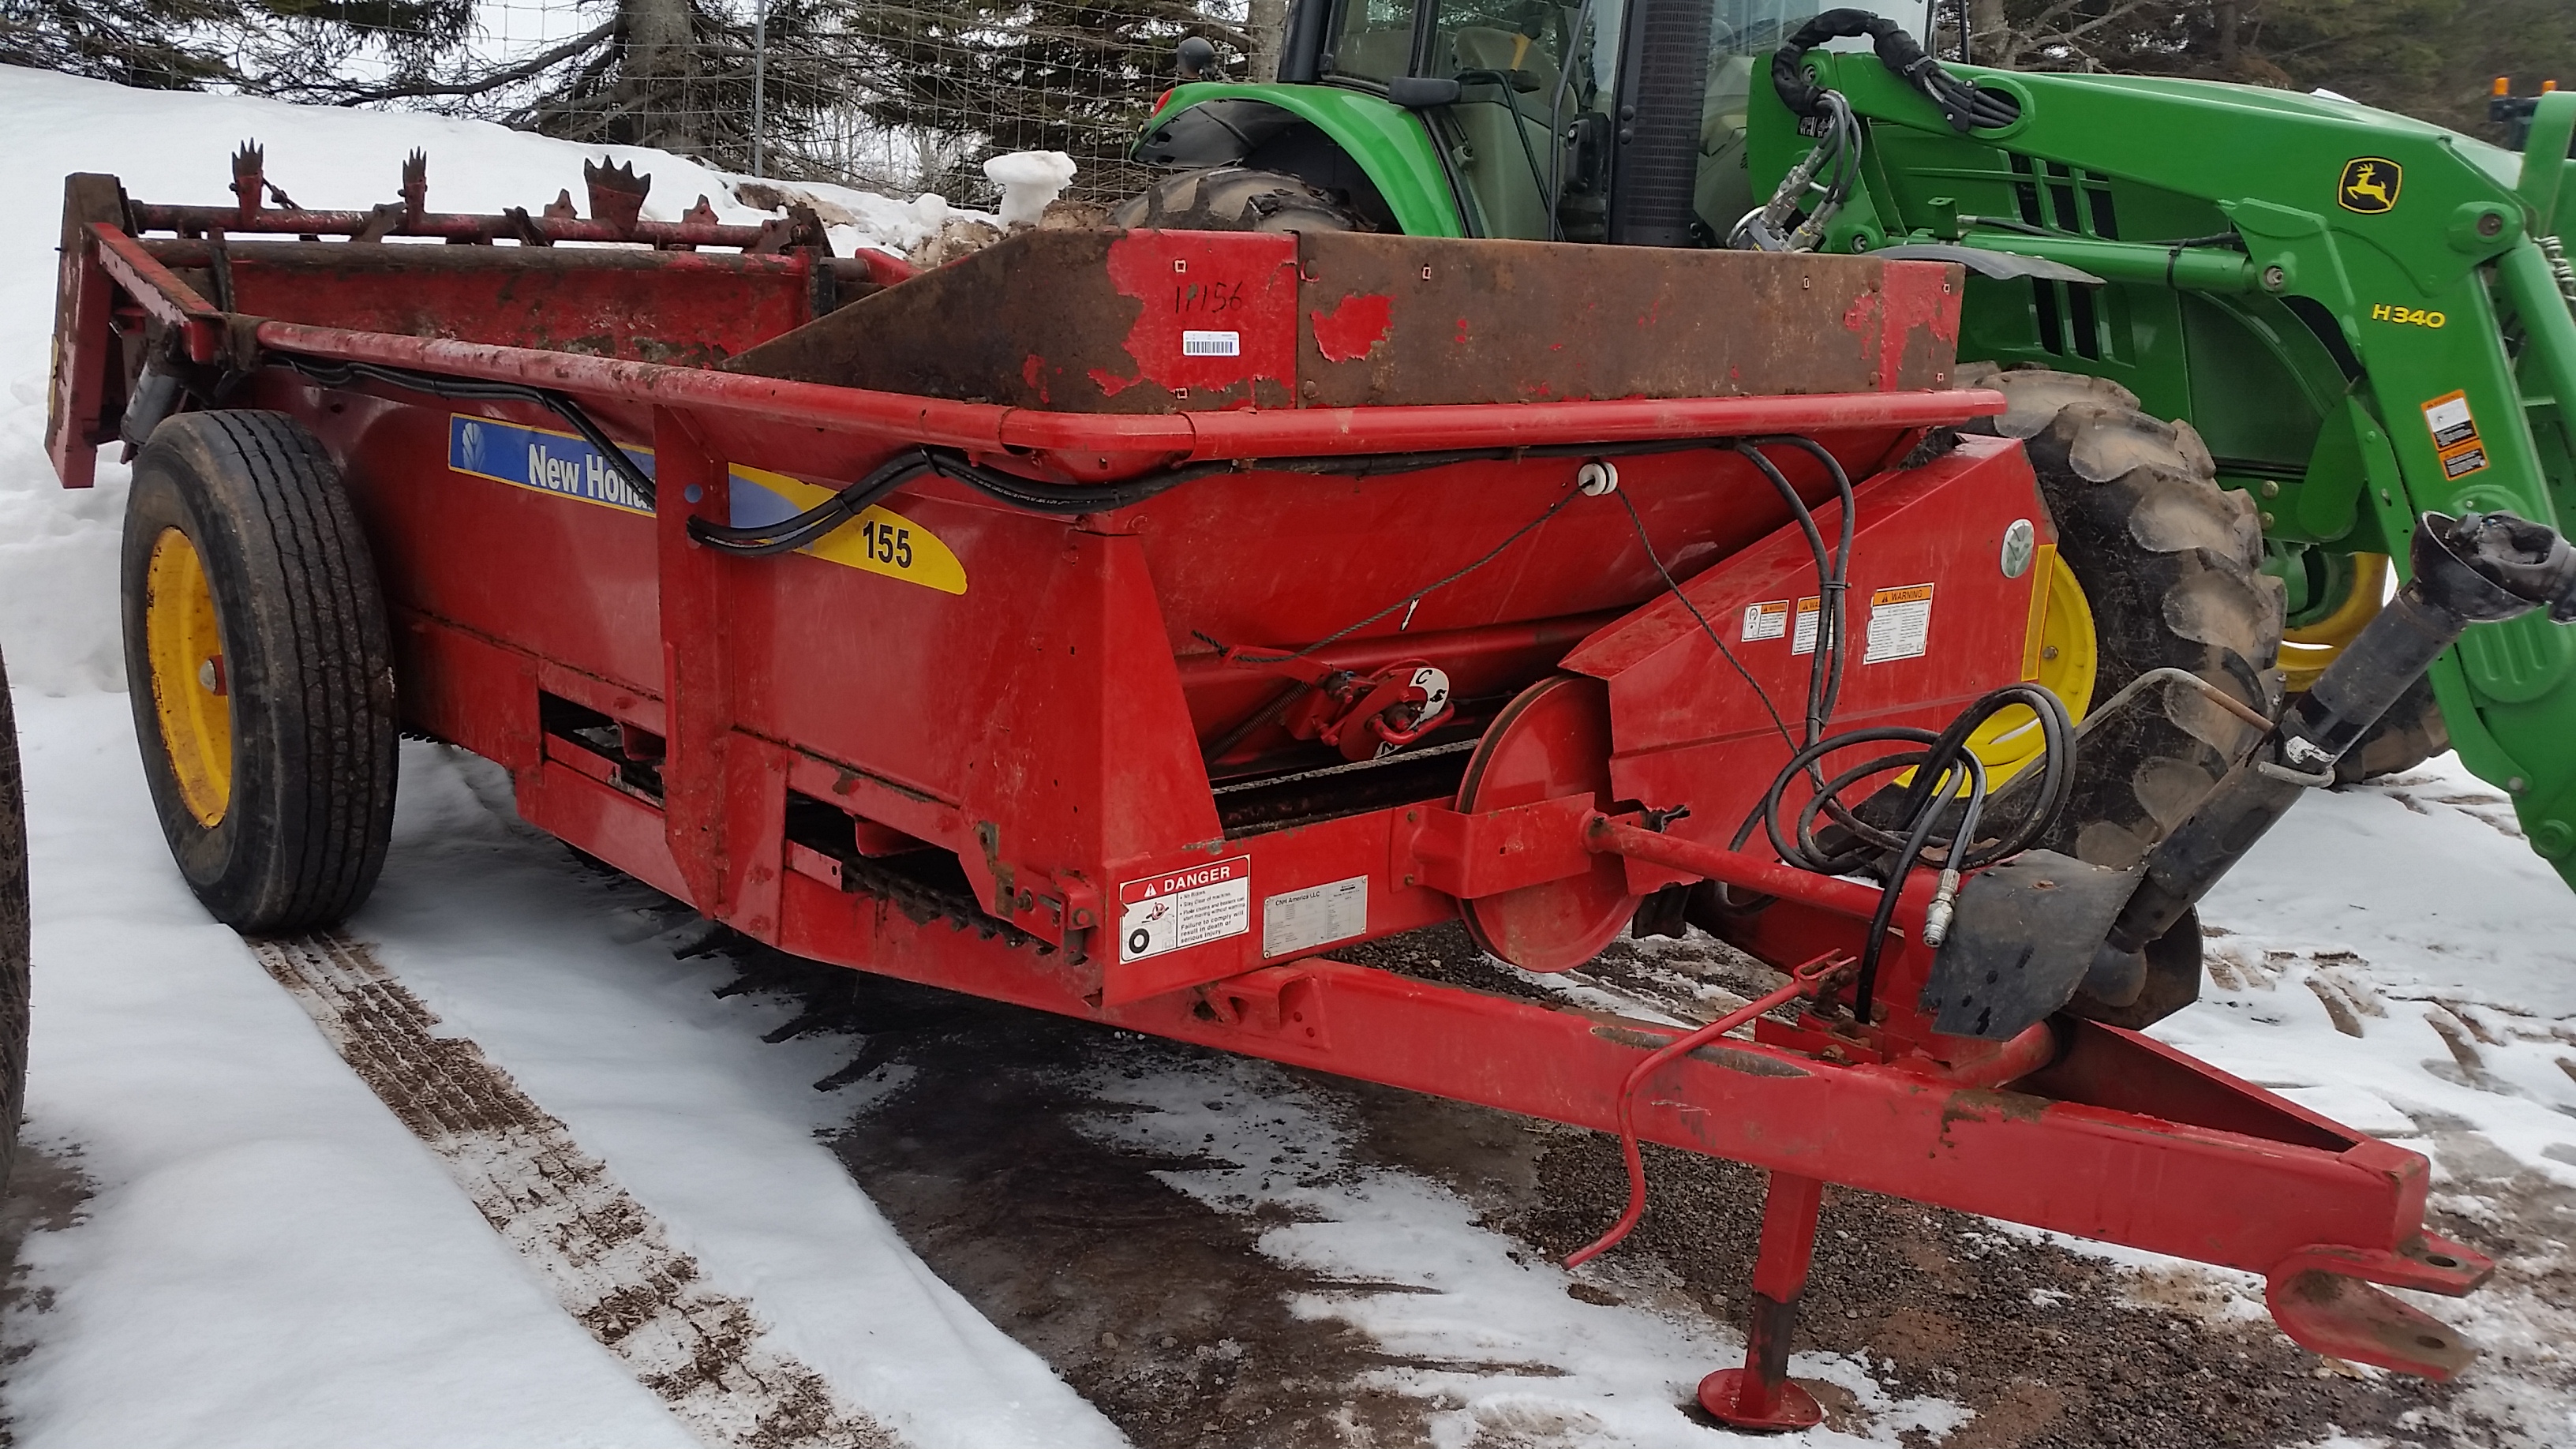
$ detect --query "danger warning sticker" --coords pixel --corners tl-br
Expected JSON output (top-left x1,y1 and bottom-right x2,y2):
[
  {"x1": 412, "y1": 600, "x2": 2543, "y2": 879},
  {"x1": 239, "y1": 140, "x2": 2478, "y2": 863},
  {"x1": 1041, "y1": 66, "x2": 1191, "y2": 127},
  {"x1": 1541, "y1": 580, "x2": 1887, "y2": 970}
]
[
  {"x1": 1864, "y1": 583, "x2": 1935, "y2": 664},
  {"x1": 2423, "y1": 390, "x2": 2490, "y2": 479},
  {"x1": 1119, "y1": 856, "x2": 1252, "y2": 964},
  {"x1": 1742, "y1": 600, "x2": 1790, "y2": 642}
]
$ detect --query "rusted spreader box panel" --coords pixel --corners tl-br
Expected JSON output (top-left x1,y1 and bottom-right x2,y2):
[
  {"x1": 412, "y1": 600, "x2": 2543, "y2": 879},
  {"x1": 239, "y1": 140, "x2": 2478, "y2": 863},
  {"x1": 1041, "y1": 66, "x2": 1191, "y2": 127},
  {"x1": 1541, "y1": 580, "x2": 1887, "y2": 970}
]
[{"x1": 724, "y1": 228, "x2": 1959, "y2": 411}]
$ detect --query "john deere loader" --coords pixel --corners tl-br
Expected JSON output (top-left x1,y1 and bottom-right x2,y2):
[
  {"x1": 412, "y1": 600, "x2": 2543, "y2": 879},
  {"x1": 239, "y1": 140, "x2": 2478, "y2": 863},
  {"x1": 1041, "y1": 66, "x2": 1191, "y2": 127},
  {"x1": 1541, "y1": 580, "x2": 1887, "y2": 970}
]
[{"x1": 1121, "y1": 1, "x2": 2576, "y2": 888}]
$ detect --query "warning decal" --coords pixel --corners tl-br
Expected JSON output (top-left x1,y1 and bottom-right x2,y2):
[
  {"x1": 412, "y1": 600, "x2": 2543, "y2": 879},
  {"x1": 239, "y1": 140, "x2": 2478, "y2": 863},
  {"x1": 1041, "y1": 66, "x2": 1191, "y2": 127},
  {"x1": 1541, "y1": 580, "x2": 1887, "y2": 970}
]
[
  {"x1": 1120, "y1": 856, "x2": 1252, "y2": 964},
  {"x1": 1790, "y1": 597, "x2": 1823, "y2": 656},
  {"x1": 1742, "y1": 600, "x2": 1790, "y2": 642},
  {"x1": 2423, "y1": 390, "x2": 2490, "y2": 480},
  {"x1": 1263, "y1": 875, "x2": 1368, "y2": 958},
  {"x1": 1864, "y1": 583, "x2": 1935, "y2": 664}
]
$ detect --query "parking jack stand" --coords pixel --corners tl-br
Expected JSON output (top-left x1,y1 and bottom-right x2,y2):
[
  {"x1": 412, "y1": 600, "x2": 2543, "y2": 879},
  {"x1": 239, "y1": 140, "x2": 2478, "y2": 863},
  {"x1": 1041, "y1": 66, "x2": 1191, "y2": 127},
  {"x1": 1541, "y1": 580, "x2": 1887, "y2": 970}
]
[{"x1": 1699, "y1": 1171, "x2": 1827, "y2": 1430}]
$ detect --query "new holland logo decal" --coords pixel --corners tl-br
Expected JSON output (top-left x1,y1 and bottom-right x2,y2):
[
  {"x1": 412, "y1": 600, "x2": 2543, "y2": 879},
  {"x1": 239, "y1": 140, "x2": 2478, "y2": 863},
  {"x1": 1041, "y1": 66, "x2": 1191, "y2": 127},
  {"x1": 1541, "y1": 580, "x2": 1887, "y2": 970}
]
[{"x1": 2338, "y1": 157, "x2": 2401, "y2": 214}]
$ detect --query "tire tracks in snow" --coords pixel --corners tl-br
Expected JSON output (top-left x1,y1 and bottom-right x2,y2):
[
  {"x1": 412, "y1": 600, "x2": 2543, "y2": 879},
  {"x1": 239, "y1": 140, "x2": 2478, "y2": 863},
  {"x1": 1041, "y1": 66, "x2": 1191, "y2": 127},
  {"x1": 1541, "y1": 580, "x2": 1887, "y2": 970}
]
[{"x1": 251, "y1": 932, "x2": 897, "y2": 1449}]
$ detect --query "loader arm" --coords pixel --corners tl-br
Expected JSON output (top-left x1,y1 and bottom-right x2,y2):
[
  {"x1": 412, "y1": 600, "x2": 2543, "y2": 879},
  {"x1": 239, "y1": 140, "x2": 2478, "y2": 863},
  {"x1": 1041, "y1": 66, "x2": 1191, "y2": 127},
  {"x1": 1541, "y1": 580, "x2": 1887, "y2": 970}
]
[{"x1": 1755, "y1": 51, "x2": 2576, "y2": 882}]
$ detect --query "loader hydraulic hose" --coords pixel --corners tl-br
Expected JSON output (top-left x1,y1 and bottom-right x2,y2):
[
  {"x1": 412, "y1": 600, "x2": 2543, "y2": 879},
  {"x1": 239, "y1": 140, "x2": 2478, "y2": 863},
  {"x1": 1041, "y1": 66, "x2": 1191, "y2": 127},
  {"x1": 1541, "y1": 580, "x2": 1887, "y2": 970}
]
[{"x1": 1770, "y1": 9, "x2": 2018, "y2": 133}]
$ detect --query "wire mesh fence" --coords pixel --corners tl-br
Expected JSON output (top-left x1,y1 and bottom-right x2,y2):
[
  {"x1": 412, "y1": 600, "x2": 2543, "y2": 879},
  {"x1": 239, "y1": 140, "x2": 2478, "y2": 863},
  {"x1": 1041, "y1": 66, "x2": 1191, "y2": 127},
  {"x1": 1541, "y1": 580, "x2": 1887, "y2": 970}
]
[{"x1": 3, "y1": 0, "x2": 1264, "y2": 208}]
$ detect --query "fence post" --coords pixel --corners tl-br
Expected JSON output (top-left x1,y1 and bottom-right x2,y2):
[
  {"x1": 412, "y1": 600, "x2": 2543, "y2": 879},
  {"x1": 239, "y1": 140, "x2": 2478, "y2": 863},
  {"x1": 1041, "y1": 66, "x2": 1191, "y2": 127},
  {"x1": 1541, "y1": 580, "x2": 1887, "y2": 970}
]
[{"x1": 751, "y1": 0, "x2": 769, "y2": 178}]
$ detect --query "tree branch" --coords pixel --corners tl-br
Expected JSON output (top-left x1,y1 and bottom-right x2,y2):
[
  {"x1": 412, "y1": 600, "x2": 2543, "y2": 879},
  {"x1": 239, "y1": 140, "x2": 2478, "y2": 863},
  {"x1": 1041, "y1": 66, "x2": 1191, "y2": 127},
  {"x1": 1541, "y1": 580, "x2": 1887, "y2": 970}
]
[{"x1": 326, "y1": 18, "x2": 617, "y2": 106}]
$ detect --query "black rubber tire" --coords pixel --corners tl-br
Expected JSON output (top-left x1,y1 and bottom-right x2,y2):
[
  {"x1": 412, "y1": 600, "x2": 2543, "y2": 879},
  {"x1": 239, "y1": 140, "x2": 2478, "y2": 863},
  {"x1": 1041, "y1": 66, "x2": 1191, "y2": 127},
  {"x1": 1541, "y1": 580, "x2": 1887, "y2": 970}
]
[
  {"x1": 1960, "y1": 364, "x2": 2286, "y2": 869},
  {"x1": 2335, "y1": 673, "x2": 2449, "y2": 784},
  {"x1": 121, "y1": 410, "x2": 398, "y2": 934},
  {"x1": 0, "y1": 645, "x2": 29, "y2": 1194},
  {"x1": 1110, "y1": 167, "x2": 1365, "y2": 233}
]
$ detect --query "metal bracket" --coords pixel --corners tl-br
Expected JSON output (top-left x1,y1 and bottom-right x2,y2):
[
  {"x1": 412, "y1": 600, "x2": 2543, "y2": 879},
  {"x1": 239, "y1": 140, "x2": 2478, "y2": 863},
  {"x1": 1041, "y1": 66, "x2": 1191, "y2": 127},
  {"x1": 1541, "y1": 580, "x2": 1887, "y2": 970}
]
[
  {"x1": 1197, "y1": 966, "x2": 1329, "y2": 1047},
  {"x1": 2266, "y1": 1235, "x2": 2492, "y2": 1379}
]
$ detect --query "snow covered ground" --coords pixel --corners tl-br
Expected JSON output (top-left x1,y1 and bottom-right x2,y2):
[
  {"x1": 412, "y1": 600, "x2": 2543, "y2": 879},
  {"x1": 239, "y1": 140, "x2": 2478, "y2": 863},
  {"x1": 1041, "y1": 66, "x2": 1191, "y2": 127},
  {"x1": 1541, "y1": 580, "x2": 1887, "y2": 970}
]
[{"x1": 3, "y1": 61, "x2": 2576, "y2": 1449}]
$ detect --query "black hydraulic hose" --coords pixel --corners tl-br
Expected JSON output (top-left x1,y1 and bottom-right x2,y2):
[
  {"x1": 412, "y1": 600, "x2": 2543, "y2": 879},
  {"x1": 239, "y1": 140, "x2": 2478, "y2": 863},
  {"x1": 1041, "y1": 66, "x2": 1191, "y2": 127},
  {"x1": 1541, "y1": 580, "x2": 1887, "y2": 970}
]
[
  {"x1": 273, "y1": 353, "x2": 1247, "y2": 533},
  {"x1": 1734, "y1": 438, "x2": 1858, "y2": 739},
  {"x1": 924, "y1": 451, "x2": 1236, "y2": 513},
  {"x1": 1749, "y1": 683, "x2": 2074, "y2": 1019},
  {"x1": 685, "y1": 450, "x2": 934, "y2": 556},
  {"x1": 275, "y1": 354, "x2": 662, "y2": 509},
  {"x1": 1771, "y1": 9, "x2": 2018, "y2": 134},
  {"x1": 689, "y1": 450, "x2": 1240, "y2": 556}
]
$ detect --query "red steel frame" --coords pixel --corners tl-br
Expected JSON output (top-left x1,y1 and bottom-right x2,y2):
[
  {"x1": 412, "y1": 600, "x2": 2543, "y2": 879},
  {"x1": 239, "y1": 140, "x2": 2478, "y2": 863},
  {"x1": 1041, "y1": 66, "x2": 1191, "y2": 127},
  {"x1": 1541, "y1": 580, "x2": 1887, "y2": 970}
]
[{"x1": 47, "y1": 200, "x2": 2492, "y2": 1401}]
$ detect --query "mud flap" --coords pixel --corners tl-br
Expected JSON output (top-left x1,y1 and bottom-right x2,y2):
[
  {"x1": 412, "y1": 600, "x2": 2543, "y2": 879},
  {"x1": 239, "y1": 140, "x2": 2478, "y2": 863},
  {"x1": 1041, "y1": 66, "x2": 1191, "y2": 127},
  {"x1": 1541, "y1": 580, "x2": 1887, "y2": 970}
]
[{"x1": 1918, "y1": 849, "x2": 2137, "y2": 1039}]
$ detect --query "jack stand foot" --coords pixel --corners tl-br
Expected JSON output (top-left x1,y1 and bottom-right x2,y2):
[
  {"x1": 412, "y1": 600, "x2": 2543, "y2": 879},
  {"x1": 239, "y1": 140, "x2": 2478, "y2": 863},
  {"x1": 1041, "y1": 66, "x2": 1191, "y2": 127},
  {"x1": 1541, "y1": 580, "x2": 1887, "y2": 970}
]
[
  {"x1": 1698, "y1": 1368, "x2": 1822, "y2": 1431},
  {"x1": 1701, "y1": 1171, "x2": 1826, "y2": 1432}
]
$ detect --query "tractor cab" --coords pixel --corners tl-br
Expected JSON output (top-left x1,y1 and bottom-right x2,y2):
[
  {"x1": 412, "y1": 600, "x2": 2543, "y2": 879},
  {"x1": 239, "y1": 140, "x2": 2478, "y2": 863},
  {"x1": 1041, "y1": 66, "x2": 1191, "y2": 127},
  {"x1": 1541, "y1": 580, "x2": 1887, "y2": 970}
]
[{"x1": 1131, "y1": 0, "x2": 1936, "y2": 244}]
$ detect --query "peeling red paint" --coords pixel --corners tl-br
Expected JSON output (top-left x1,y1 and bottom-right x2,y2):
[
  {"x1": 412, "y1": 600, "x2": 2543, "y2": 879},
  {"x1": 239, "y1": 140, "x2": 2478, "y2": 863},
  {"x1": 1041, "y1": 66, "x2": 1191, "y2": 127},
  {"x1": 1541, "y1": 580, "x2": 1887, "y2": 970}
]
[
  {"x1": 1872, "y1": 260, "x2": 1963, "y2": 390},
  {"x1": 1308, "y1": 292, "x2": 1394, "y2": 363},
  {"x1": 1021, "y1": 353, "x2": 1050, "y2": 405},
  {"x1": 1101, "y1": 230, "x2": 1297, "y2": 407}
]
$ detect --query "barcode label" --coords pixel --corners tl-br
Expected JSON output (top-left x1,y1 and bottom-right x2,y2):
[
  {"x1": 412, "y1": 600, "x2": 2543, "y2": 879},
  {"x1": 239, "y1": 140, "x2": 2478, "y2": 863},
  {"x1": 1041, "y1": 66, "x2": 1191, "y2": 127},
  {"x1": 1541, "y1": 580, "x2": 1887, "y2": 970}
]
[{"x1": 1181, "y1": 330, "x2": 1241, "y2": 357}]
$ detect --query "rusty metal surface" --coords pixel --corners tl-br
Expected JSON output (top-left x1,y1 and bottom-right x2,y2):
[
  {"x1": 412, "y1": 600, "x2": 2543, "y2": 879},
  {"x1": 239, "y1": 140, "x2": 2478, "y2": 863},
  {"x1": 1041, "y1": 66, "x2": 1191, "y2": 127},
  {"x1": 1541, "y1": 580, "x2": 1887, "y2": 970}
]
[
  {"x1": 1294, "y1": 231, "x2": 1960, "y2": 406},
  {"x1": 725, "y1": 227, "x2": 1963, "y2": 413},
  {"x1": 722, "y1": 228, "x2": 1302, "y2": 413},
  {"x1": 143, "y1": 238, "x2": 815, "y2": 365}
]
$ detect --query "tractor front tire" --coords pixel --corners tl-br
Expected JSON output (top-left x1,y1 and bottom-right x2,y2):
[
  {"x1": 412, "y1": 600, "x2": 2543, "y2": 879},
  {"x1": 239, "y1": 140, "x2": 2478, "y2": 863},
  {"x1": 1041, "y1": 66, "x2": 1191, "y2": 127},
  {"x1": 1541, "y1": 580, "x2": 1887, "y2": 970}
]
[
  {"x1": 1111, "y1": 167, "x2": 1364, "y2": 233},
  {"x1": 1963, "y1": 364, "x2": 2285, "y2": 870},
  {"x1": 121, "y1": 410, "x2": 399, "y2": 934}
]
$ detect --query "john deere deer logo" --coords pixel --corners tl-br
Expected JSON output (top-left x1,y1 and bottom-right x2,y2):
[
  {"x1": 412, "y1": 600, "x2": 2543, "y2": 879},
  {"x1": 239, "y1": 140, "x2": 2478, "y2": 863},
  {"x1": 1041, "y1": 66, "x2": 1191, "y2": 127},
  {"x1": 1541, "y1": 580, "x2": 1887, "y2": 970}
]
[{"x1": 2339, "y1": 158, "x2": 2402, "y2": 214}]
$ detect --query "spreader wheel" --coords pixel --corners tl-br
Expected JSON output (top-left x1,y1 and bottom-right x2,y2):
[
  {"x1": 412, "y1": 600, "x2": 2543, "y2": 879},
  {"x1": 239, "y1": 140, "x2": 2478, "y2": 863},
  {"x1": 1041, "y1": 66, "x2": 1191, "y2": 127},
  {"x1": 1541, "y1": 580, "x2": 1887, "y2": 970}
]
[
  {"x1": 1961, "y1": 364, "x2": 2285, "y2": 870},
  {"x1": 0, "y1": 645, "x2": 29, "y2": 1194},
  {"x1": 121, "y1": 411, "x2": 399, "y2": 934},
  {"x1": 1455, "y1": 675, "x2": 1640, "y2": 972}
]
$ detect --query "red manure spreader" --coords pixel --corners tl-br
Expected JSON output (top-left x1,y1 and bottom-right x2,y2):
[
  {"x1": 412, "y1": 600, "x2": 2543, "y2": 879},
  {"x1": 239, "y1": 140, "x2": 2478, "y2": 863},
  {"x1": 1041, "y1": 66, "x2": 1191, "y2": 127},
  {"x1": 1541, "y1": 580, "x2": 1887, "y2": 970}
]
[{"x1": 48, "y1": 149, "x2": 2576, "y2": 1424}]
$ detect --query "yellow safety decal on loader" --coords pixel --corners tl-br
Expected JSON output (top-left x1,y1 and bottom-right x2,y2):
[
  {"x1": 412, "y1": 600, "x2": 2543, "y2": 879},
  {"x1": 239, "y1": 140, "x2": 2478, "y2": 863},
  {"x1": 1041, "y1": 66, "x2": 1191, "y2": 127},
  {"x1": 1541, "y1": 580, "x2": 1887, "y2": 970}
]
[{"x1": 2421, "y1": 391, "x2": 2490, "y2": 481}]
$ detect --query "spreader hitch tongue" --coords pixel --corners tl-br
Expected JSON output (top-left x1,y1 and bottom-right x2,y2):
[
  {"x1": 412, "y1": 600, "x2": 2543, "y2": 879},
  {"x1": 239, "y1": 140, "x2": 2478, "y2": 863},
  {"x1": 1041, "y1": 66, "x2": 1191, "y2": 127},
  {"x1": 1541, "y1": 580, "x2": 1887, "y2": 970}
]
[{"x1": 2099, "y1": 511, "x2": 2576, "y2": 975}]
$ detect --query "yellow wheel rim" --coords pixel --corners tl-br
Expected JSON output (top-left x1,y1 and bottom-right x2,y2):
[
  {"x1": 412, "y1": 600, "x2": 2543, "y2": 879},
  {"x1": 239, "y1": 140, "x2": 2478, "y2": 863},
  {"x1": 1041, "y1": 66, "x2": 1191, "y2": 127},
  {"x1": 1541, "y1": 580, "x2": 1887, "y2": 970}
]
[
  {"x1": 1968, "y1": 545, "x2": 2098, "y2": 785},
  {"x1": 2279, "y1": 553, "x2": 2388, "y2": 694},
  {"x1": 144, "y1": 527, "x2": 233, "y2": 827}
]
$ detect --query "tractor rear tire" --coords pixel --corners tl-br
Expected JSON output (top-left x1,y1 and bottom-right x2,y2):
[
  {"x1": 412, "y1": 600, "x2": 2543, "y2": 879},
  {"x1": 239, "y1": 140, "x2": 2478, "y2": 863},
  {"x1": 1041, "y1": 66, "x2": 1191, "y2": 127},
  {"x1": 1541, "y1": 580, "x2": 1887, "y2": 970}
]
[
  {"x1": 121, "y1": 410, "x2": 399, "y2": 934},
  {"x1": 1111, "y1": 167, "x2": 1365, "y2": 233},
  {"x1": 1961, "y1": 364, "x2": 2285, "y2": 870},
  {"x1": 0, "y1": 644, "x2": 29, "y2": 1194}
]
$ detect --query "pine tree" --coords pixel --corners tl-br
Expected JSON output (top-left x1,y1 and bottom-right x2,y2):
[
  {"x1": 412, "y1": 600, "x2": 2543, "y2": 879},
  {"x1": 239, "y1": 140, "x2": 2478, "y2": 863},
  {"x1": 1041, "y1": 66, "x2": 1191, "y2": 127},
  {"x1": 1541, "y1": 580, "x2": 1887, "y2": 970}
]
[{"x1": 2, "y1": 0, "x2": 249, "y2": 88}]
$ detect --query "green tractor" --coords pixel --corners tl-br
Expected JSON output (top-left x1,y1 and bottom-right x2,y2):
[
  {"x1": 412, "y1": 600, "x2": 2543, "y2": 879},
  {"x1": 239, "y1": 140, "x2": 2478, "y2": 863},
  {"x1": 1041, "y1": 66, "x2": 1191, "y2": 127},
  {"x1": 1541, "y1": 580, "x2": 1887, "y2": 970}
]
[{"x1": 1121, "y1": 2, "x2": 2576, "y2": 887}]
